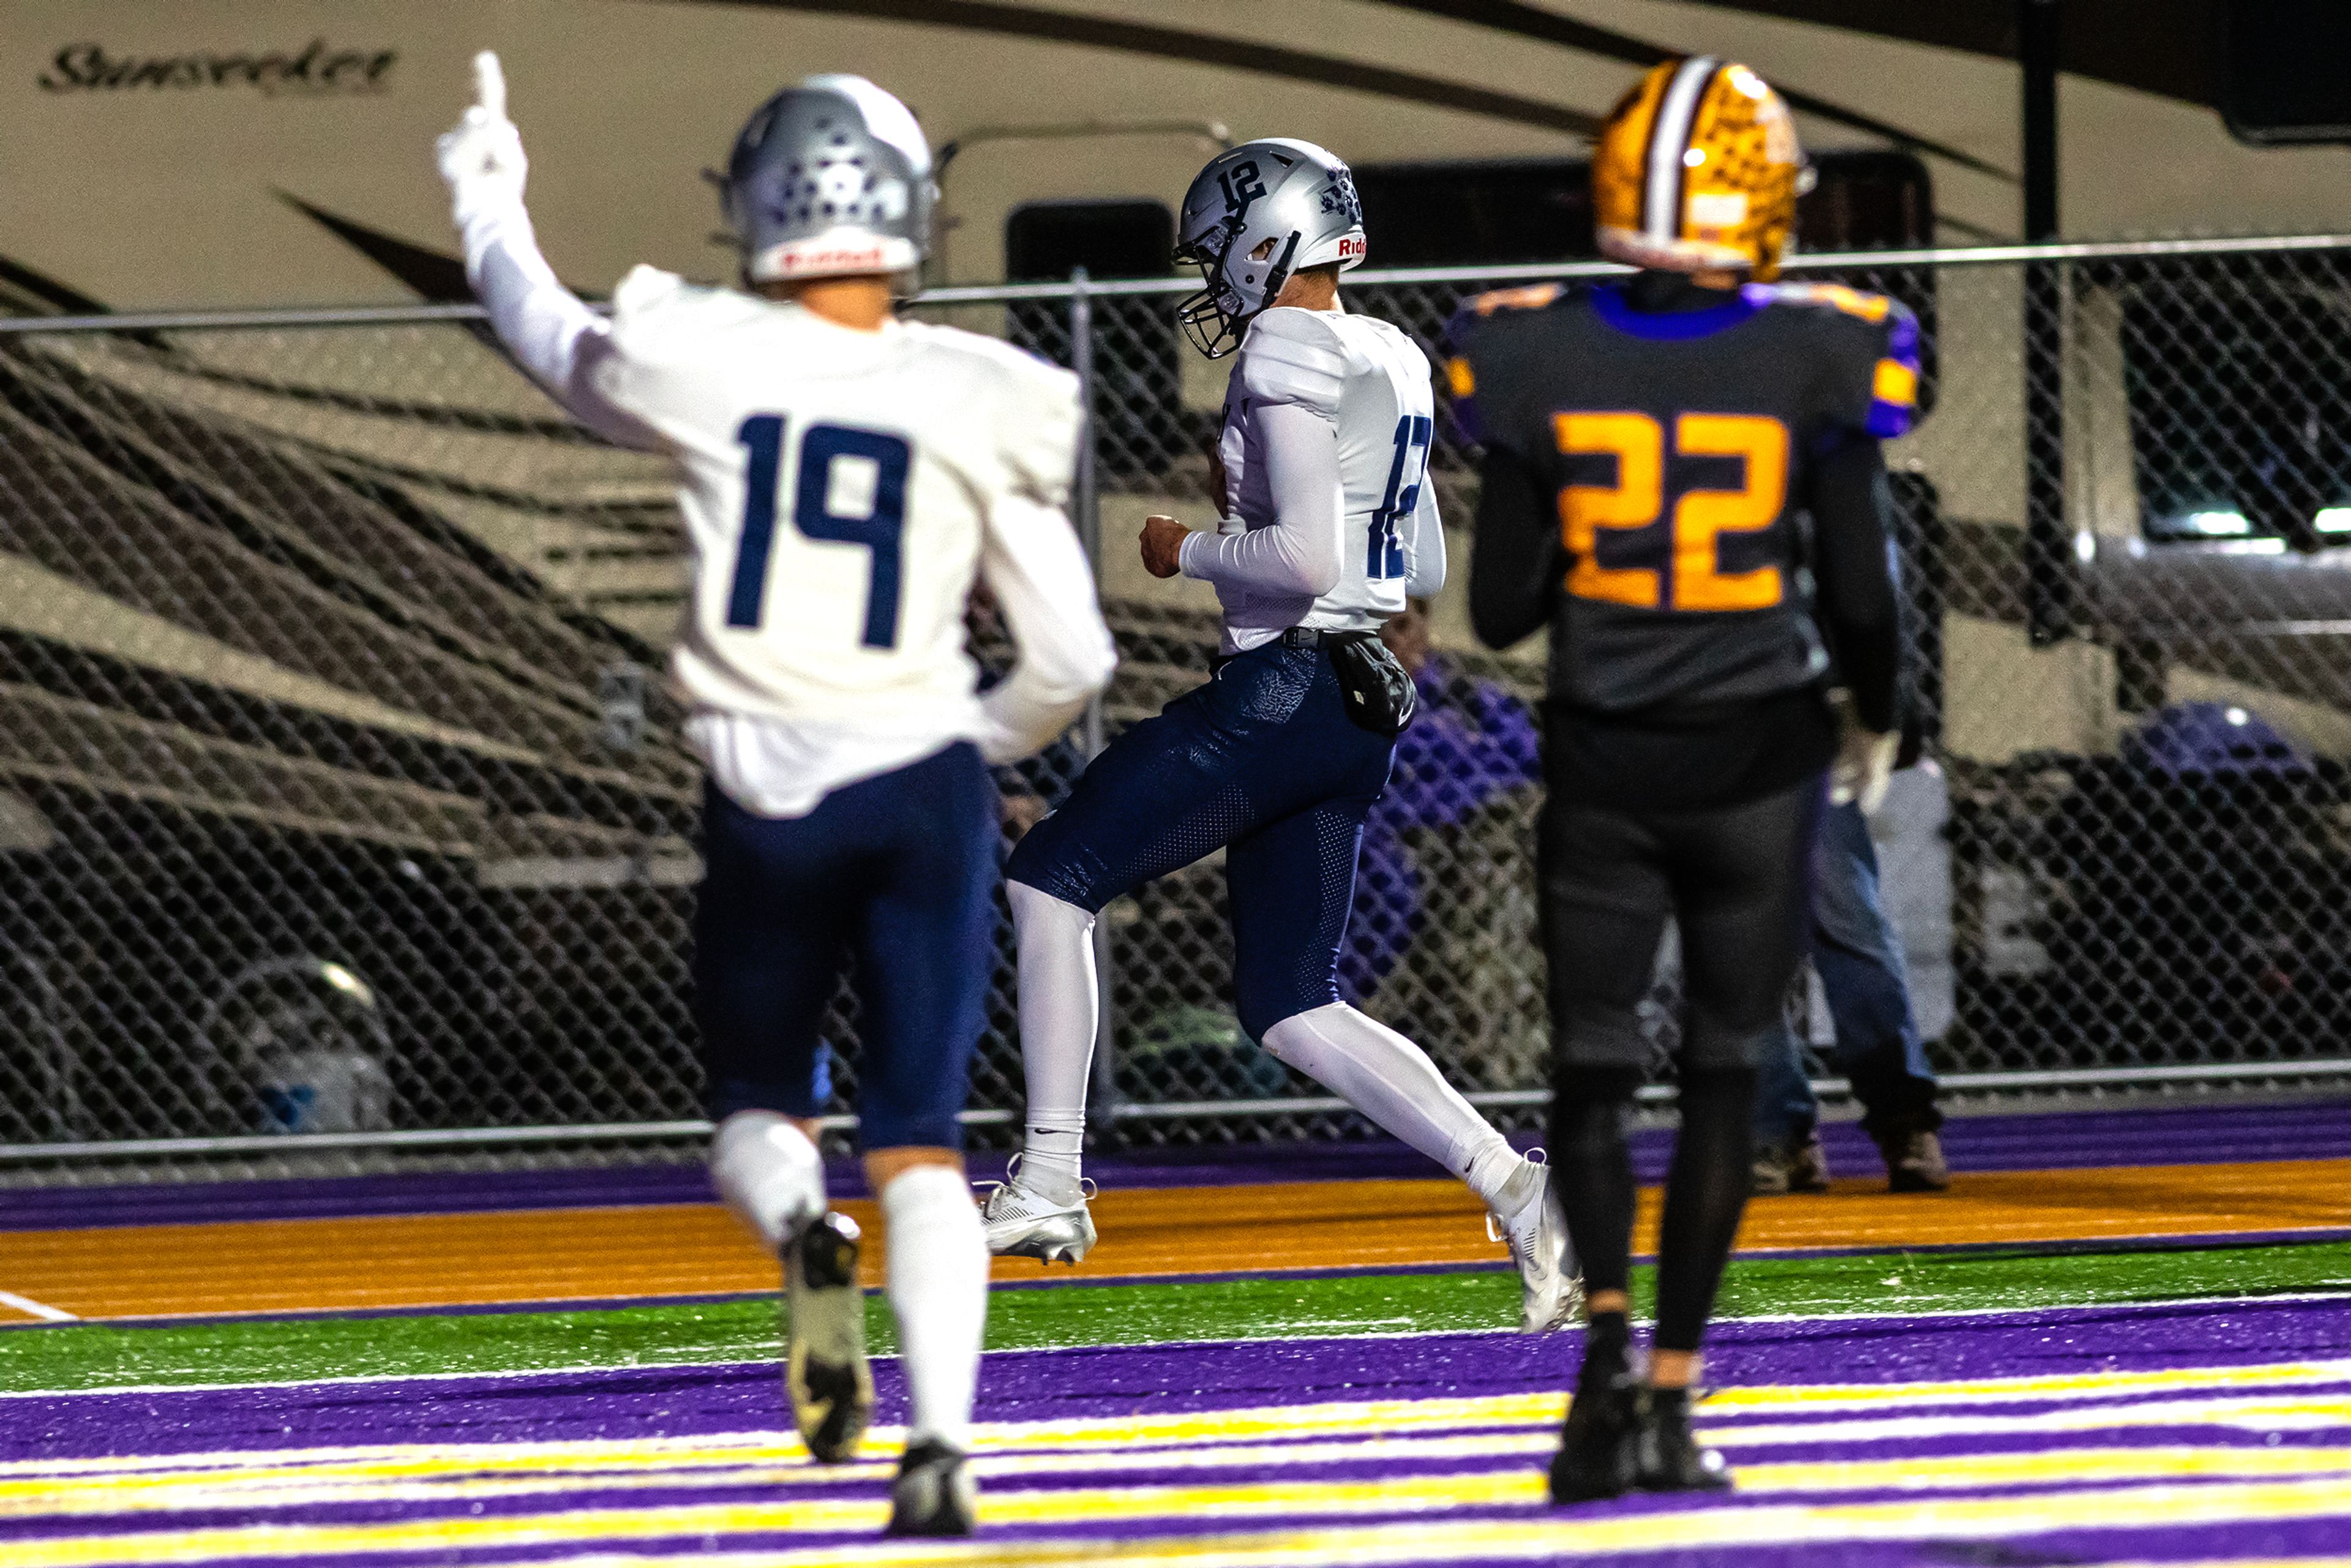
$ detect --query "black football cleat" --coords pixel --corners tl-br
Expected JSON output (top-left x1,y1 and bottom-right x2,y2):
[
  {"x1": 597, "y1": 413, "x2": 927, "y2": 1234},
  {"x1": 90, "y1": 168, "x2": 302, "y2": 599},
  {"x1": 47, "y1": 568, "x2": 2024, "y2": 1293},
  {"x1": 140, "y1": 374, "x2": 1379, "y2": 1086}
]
[
  {"x1": 1548, "y1": 1372, "x2": 1643, "y2": 1504},
  {"x1": 886, "y1": 1437, "x2": 977, "y2": 1536},
  {"x1": 786, "y1": 1210, "x2": 874, "y2": 1464},
  {"x1": 1633, "y1": 1389, "x2": 1733, "y2": 1493}
]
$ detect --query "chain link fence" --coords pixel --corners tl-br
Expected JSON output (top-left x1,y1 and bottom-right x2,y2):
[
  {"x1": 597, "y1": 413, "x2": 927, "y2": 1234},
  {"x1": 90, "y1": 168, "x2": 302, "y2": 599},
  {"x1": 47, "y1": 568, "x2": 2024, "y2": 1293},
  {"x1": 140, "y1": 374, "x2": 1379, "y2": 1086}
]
[{"x1": 4, "y1": 236, "x2": 2350, "y2": 1177}]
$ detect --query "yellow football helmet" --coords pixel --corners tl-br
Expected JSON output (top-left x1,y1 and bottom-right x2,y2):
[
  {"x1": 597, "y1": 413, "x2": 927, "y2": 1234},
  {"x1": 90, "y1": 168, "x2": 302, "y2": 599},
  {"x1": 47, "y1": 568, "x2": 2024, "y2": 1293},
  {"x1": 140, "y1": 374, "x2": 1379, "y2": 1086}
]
[{"x1": 1592, "y1": 58, "x2": 1807, "y2": 279}]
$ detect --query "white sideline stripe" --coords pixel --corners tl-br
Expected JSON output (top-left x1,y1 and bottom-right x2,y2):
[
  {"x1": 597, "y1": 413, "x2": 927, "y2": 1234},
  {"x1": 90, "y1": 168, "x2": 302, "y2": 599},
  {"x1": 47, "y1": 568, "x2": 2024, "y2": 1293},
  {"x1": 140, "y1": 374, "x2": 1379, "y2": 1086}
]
[
  {"x1": 2, "y1": 1288, "x2": 2349, "y2": 1404},
  {"x1": 0, "y1": 1290, "x2": 75, "y2": 1323}
]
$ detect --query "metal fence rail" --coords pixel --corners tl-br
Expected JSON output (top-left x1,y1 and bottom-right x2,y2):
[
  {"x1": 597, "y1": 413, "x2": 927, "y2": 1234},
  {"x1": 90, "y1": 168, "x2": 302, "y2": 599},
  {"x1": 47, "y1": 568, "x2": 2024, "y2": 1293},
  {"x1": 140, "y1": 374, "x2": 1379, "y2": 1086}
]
[{"x1": 4, "y1": 234, "x2": 2351, "y2": 1177}]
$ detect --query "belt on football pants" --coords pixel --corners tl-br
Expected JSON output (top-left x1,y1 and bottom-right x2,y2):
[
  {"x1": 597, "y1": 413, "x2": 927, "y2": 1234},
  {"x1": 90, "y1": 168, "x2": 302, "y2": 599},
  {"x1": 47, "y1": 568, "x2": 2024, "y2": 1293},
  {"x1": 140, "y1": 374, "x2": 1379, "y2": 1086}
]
[{"x1": 1212, "y1": 625, "x2": 1327, "y2": 674}]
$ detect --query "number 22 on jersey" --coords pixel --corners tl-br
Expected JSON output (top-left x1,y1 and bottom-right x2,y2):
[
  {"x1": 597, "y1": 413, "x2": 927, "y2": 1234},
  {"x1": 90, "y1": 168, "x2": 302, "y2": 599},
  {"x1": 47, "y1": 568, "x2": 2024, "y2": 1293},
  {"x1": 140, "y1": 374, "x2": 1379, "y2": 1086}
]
[
  {"x1": 1554, "y1": 411, "x2": 1788, "y2": 612},
  {"x1": 726, "y1": 413, "x2": 912, "y2": 648}
]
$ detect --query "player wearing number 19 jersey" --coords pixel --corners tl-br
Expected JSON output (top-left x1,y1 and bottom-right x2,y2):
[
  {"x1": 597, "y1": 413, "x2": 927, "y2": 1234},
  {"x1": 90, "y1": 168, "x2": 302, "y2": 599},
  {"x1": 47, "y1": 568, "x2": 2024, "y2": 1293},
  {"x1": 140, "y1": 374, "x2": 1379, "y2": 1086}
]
[
  {"x1": 1448, "y1": 58, "x2": 1914, "y2": 1504},
  {"x1": 437, "y1": 59, "x2": 1114, "y2": 1536},
  {"x1": 981, "y1": 138, "x2": 1578, "y2": 1337}
]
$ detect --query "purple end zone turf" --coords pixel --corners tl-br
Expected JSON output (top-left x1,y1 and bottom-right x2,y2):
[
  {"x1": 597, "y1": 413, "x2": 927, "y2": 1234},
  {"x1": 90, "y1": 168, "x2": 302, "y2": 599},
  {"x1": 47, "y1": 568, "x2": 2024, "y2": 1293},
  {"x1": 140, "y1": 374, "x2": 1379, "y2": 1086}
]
[
  {"x1": 7, "y1": 1098, "x2": 2347, "y2": 1231},
  {"x1": 10, "y1": 1295, "x2": 2351, "y2": 1566},
  {"x1": 10, "y1": 1294, "x2": 2351, "y2": 1464}
]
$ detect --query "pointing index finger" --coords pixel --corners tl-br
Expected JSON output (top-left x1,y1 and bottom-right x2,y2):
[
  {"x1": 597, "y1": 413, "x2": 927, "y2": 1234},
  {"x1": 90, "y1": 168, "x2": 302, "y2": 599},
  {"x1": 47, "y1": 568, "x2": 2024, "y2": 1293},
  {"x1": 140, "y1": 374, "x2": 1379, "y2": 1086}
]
[{"x1": 472, "y1": 51, "x2": 506, "y2": 119}]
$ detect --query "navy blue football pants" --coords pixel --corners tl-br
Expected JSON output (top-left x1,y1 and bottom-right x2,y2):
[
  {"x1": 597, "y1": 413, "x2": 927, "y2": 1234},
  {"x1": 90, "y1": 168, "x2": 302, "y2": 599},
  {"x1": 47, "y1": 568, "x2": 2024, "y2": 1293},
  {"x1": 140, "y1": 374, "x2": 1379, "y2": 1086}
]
[
  {"x1": 695, "y1": 741, "x2": 997, "y2": 1150},
  {"x1": 1005, "y1": 641, "x2": 1394, "y2": 1041}
]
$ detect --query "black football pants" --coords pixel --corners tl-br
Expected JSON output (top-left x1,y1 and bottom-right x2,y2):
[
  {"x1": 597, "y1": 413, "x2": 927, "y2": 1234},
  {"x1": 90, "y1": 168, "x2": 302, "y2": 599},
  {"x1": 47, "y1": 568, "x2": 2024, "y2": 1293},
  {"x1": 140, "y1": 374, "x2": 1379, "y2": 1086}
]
[{"x1": 1540, "y1": 773, "x2": 1826, "y2": 1354}]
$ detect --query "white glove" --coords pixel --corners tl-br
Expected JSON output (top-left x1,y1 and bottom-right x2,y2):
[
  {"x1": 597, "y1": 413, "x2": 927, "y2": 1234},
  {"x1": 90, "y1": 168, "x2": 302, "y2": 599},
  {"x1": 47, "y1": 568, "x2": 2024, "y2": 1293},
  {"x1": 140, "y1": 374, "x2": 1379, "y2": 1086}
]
[
  {"x1": 1828, "y1": 692, "x2": 1899, "y2": 814},
  {"x1": 435, "y1": 51, "x2": 527, "y2": 227}
]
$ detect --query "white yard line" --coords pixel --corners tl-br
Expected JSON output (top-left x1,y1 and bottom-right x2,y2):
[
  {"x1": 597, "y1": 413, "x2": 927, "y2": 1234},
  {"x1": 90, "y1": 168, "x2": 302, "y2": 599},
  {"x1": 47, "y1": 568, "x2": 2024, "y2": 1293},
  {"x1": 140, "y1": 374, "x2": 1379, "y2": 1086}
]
[
  {"x1": 1, "y1": 1288, "x2": 2347, "y2": 1403},
  {"x1": 0, "y1": 1289, "x2": 77, "y2": 1323}
]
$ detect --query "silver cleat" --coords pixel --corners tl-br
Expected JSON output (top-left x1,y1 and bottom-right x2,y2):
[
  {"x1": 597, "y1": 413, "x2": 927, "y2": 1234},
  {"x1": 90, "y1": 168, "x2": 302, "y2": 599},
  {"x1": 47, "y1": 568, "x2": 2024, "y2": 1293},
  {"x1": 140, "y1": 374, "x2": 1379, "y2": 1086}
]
[
  {"x1": 977, "y1": 1155, "x2": 1098, "y2": 1264},
  {"x1": 1488, "y1": 1152, "x2": 1584, "y2": 1332}
]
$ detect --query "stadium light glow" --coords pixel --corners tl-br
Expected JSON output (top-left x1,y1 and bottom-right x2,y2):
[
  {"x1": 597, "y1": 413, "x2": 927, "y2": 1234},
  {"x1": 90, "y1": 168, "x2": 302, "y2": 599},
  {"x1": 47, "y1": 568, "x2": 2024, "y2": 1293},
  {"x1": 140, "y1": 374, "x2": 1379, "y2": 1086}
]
[{"x1": 2315, "y1": 508, "x2": 2351, "y2": 533}]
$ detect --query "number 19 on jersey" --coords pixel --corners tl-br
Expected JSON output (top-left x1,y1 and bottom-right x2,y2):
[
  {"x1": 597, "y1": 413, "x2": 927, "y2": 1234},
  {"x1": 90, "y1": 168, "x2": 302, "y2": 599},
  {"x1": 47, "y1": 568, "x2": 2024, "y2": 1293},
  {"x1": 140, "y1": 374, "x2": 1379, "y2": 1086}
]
[{"x1": 726, "y1": 413, "x2": 913, "y2": 648}]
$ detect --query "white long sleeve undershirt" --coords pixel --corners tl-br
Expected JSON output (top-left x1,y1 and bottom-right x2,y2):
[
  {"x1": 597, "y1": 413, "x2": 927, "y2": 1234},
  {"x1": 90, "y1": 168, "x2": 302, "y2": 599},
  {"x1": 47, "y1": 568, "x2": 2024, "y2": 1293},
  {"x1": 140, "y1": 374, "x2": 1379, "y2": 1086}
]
[
  {"x1": 1404, "y1": 478, "x2": 1446, "y2": 599},
  {"x1": 1176, "y1": 400, "x2": 1344, "y2": 599},
  {"x1": 459, "y1": 203, "x2": 656, "y2": 450}
]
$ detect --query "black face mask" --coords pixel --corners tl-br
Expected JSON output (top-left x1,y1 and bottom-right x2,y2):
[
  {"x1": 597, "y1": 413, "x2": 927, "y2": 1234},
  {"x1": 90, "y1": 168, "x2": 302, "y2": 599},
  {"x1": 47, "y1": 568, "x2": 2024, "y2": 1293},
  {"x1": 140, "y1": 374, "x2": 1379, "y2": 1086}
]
[{"x1": 1174, "y1": 230, "x2": 1297, "y2": 359}]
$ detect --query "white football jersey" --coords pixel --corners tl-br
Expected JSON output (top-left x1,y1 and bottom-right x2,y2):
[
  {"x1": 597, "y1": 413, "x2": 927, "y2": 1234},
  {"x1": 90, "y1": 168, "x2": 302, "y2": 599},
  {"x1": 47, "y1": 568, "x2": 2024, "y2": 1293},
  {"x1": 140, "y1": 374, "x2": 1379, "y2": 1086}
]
[
  {"x1": 577, "y1": 267, "x2": 1113, "y2": 811},
  {"x1": 1209, "y1": 306, "x2": 1444, "y2": 650}
]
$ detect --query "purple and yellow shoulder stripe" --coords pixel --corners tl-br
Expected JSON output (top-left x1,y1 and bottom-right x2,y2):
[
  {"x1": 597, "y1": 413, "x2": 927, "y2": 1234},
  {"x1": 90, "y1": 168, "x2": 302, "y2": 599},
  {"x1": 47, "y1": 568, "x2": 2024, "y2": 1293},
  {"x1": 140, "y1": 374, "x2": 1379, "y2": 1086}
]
[{"x1": 1868, "y1": 302, "x2": 1922, "y2": 439}]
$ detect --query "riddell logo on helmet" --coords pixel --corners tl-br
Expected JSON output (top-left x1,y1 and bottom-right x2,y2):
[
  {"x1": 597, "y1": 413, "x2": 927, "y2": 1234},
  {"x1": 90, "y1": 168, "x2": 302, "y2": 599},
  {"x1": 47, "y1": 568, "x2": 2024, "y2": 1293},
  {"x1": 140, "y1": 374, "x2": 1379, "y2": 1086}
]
[
  {"x1": 1337, "y1": 236, "x2": 1366, "y2": 260},
  {"x1": 774, "y1": 242, "x2": 893, "y2": 274}
]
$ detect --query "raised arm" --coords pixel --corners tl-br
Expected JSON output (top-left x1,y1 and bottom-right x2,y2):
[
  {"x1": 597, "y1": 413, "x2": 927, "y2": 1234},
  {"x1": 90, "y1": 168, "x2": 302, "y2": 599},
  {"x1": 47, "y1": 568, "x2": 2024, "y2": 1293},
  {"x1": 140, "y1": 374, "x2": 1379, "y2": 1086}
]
[{"x1": 435, "y1": 53, "x2": 656, "y2": 450}]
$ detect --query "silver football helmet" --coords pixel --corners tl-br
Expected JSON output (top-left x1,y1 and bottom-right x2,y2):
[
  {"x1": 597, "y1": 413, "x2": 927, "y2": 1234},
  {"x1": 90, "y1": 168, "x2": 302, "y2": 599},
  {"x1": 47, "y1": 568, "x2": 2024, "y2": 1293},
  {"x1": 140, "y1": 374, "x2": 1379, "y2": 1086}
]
[
  {"x1": 1174, "y1": 138, "x2": 1367, "y2": 358},
  {"x1": 716, "y1": 74, "x2": 934, "y2": 284}
]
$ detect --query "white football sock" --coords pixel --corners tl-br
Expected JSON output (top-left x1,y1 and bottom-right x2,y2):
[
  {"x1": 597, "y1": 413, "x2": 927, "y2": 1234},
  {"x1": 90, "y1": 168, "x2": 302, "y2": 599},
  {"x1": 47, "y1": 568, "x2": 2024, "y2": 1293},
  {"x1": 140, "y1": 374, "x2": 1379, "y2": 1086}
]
[
  {"x1": 710, "y1": 1111, "x2": 825, "y2": 1253},
  {"x1": 1008, "y1": 880, "x2": 1097, "y2": 1204},
  {"x1": 1261, "y1": 1003, "x2": 1524, "y2": 1210},
  {"x1": 882, "y1": 1163, "x2": 989, "y2": 1451}
]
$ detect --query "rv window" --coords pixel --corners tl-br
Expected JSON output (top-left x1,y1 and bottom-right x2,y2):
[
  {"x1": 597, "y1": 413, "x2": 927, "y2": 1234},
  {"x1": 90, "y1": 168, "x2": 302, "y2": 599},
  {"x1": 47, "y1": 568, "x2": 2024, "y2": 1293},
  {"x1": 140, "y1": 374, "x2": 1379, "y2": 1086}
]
[
  {"x1": 2224, "y1": 0, "x2": 2351, "y2": 144},
  {"x1": 1003, "y1": 200, "x2": 1191, "y2": 484},
  {"x1": 1005, "y1": 200, "x2": 1175, "y2": 282},
  {"x1": 2123, "y1": 258, "x2": 2351, "y2": 546},
  {"x1": 1353, "y1": 160, "x2": 1592, "y2": 268},
  {"x1": 1351, "y1": 149, "x2": 1934, "y2": 268}
]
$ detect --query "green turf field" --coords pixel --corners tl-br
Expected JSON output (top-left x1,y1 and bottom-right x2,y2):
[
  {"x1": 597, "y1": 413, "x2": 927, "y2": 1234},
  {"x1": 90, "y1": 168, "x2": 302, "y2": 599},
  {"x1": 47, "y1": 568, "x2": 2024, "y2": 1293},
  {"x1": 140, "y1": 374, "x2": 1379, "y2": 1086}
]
[{"x1": 13, "y1": 1237, "x2": 2351, "y2": 1395}]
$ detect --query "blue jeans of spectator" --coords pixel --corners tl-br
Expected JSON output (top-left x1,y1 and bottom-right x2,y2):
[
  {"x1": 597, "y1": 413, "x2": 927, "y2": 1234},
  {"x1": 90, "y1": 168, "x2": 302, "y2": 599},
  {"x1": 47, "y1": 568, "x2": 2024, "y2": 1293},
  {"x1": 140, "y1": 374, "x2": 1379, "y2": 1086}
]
[{"x1": 1755, "y1": 800, "x2": 1941, "y2": 1146}]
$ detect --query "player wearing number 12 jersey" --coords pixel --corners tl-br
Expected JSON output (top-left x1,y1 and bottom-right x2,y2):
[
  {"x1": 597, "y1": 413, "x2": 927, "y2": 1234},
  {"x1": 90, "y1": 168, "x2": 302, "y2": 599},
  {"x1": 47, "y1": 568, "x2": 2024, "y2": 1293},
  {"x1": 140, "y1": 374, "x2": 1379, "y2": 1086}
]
[
  {"x1": 1448, "y1": 58, "x2": 1914, "y2": 1502},
  {"x1": 981, "y1": 138, "x2": 1578, "y2": 1337},
  {"x1": 437, "y1": 59, "x2": 1114, "y2": 1536}
]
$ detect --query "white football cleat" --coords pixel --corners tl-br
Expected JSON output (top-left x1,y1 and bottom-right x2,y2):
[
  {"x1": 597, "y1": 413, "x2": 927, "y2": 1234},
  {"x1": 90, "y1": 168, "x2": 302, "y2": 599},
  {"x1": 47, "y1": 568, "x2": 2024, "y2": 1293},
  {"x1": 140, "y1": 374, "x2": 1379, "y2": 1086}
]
[
  {"x1": 977, "y1": 1155, "x2": 1097, "y2": 1264},
  {"x1": 1488, "y1": 1152, "x2": 1583, "y2": 1332}
]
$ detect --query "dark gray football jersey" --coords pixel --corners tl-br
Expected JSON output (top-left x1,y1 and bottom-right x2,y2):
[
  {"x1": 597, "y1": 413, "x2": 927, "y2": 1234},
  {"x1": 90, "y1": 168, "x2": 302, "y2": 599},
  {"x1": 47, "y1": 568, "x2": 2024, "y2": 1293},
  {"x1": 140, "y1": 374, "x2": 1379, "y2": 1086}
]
[{"x1": 1446, "y1": 280, "x2": 1918, "y2": 714}]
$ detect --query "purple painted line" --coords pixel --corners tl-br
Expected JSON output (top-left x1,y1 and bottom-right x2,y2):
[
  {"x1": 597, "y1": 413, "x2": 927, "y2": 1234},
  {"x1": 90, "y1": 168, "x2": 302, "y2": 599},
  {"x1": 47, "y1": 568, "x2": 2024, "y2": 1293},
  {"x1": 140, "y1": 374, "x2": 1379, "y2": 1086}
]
[
  {"x1": 12, "y1": 1296, "x2": 2351, "y2": 1468},
  {"x1": 9, "y1": 1099, "x2": 2348, "y2": 1233}
]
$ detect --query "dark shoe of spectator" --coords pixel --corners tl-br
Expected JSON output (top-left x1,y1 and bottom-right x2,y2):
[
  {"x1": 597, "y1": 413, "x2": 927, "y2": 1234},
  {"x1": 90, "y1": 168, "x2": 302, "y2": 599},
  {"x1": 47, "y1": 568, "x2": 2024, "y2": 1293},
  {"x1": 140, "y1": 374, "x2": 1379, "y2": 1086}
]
[
  {"x1": 1752, "y1": 1129, "x2": 1832, "y2": 1196},
  {"x1": 1876, "y1": 1128, "x2": 1950, "y2": 1193}
]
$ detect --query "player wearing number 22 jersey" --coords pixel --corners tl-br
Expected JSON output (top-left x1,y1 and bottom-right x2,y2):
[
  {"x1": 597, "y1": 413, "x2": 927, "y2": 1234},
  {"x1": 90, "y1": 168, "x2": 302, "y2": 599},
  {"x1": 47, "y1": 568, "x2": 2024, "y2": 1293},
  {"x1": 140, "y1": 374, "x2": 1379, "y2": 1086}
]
[
  {"x1": 1447, "y1": 58, "x2": 1915, "y2": 1506},
  {"x1": 438, "y1": 61, "x2": 1112, "y2": 1534},
  {"x1": 982, "y1": 138, "x2": 1579, "y2": 1337}
]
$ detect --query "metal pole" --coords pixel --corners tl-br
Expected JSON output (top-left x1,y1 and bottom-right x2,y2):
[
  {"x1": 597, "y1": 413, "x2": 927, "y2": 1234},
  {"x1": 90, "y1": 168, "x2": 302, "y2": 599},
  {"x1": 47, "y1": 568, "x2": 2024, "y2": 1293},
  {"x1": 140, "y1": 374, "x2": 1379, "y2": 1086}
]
[
  {"x1": 2020, "y1": 0, "x2": 2073, "y2": 644},
  {"x1": 1068, "y1": 268, "x2": 1121, "y2": 1143},
  {"x1": 2020, "y1": 0, "x2": 2061, "y2": 244}
]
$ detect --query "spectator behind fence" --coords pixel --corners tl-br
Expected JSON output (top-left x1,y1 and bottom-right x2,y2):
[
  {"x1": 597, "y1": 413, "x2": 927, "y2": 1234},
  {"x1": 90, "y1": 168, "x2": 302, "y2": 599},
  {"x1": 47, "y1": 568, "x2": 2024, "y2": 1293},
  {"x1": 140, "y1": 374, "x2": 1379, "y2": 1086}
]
[
  {"x1": 1753, "y1": 768, "x2": 1947, "y2": 1195},
  {"x1": 1343, "y1": 598, "x2": 1542, "y2": 1002}
]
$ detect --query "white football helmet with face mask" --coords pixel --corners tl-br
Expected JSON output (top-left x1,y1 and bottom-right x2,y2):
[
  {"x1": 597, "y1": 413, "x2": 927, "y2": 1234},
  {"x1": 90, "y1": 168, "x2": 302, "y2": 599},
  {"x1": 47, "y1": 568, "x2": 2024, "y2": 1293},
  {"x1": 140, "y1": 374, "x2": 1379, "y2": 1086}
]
[{"x1": 1174, "y1": 138, "x2": 1367, "y2": 358}]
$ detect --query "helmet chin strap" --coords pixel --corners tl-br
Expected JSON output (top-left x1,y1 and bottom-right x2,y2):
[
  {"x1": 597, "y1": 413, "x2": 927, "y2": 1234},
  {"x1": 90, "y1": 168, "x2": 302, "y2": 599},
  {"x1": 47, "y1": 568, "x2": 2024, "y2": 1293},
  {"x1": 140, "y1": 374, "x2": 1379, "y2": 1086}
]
[{"x1": 1255, "y1": 233, "x2": 1302, "y2": 315}]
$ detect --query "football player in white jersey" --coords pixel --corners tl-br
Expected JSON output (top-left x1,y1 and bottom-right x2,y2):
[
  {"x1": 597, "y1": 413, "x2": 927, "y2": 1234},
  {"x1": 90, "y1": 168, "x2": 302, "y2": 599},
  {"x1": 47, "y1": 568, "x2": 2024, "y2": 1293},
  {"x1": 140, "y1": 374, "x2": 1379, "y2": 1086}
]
[
  {"x1": 981, "y1": 140, "x2": 1579, "y2": 1333},
  {"x1": 437, "y1": 56, "x2": 1114, "y2": 1536}
]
